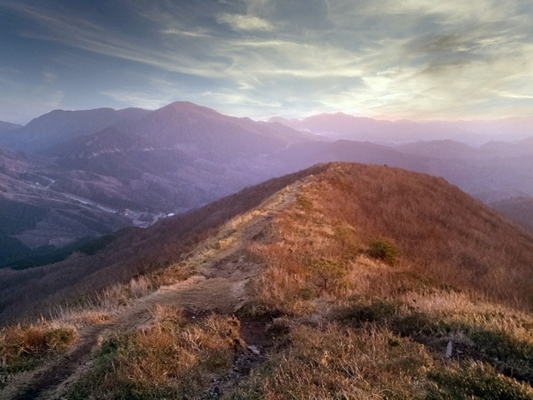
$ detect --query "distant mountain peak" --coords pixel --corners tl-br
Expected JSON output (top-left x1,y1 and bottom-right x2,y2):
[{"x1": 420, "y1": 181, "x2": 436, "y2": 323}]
[
  {"x1": 156, "y1": 101, "x2": 222, "y2": 117},
  {"x1": 0, "y1": 120, "x2": 22, "y2": 133}
]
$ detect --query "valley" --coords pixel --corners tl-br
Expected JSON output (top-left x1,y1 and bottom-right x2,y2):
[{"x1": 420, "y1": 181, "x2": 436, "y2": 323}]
[{"x1": 2, "y1": 102, "x2": 533, "y2": 273}]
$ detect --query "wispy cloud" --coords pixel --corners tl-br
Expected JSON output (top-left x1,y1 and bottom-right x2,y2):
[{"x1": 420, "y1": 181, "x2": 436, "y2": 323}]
[
  {"x1": 217, "y1": 13, "x2": 273, "y2": 31},
  {"x1": 2, "y1": 2, "x2": 228, "y2": 78},
  {"x1": 0, "y1": 0, "x2": 532, "y2": 121},
  {"x1": 160, "y1": 28, "x2": 212, "y2": 38}
]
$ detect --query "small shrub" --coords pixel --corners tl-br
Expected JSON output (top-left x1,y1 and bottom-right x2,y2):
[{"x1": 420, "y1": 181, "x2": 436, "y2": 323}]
[
  {"x1": 368, "y1": 239, "x2": 398, "y2": 265},
  {"x1": 308, "y1": 258, "x2": 349, "y2": 293}
]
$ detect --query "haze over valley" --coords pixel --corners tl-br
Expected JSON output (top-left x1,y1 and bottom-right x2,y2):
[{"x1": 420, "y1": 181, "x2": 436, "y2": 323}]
[{"x1": 2, "y1": 102, "x2": 533, "y2": 271}]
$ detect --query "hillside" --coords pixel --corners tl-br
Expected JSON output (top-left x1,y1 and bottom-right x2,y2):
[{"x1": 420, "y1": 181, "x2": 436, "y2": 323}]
[
  {"x1": 0, "y1": 121, "x2": 22, "y2": 135},
  {"x1": 490, "y1": 196, "x2": 533, "y2": 232},
  {"x1": 2, "y1": 102, "x2": 533, "y2": 274},
  {"x1": 0, "y1": 148, "x2": 131, "y2": 266},
  {"x1": 0, "y1": 103, "x2": 312, "y2": 269},
  {"x1": 2, "y1": 162, "x2": 533, "y2": 399},
  {"x1": 0, "y1": 102, "x2": 311, "y2": 212},
  {"x1": 0, "y1": 164, "x2": 328, "y2": 325},
  {"x1": 0, "y1": 108, "x2": 150, "y2": 153}
]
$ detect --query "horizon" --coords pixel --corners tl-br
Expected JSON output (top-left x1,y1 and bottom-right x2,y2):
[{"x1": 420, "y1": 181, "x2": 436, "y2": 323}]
[
  {"x1": 1, "y1": 1, "x2": 533, "y2": 126},
  {"x1": 5, "y1": 100, "x2": 533, "y2": 128}
]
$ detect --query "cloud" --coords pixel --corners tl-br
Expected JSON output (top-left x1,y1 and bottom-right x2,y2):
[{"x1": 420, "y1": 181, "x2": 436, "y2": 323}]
[
  {"x1": 2, "y1": 2, "x2": 230, "y2": 78},
  {"x1": 496, "y1": 92, "x2": 533, "y2": 100},
  {"x1": 245, "y1": 0, "x2": 331, "y2": 29},
  {"x1": 1, "y1": 0, "x2": 533, "y2": 121},
  {"x1": 217, "y1": 13, "x2": 273, "y2": 31},
  {"x1": 43, "y1": 70, "x2": 57, "y2": 84},
  {"x1": 160, "y1": 28, "x2": 211, "y2": 38}
]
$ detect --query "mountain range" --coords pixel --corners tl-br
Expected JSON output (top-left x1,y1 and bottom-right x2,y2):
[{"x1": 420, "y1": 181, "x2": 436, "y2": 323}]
[
  {"x1": 1, "y1": 102, "x2": 533, "y2": 271},
  {"x1": 271, "y1": 112, "x2": 533, "y2": 145}
]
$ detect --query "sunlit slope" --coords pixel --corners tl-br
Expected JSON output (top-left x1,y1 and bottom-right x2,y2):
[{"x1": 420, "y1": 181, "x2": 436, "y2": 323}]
[
  {"x1": 252, "y1": 162, "x2": 533, "y2": 313},
  {"x1": 0, "y1": 164, "x2": 328, "y2": 325},
  {"x1": 4, "y1": 162, "x2": 533, "y2": 399},
  {"x1": 227, "y1": 162, "x2": 533, "y2": 398}
]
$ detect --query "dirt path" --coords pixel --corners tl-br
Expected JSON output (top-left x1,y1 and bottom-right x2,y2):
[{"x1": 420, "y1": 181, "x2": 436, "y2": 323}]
[{"x1": 4, "y1": 180, "x2": 306, "y2": 399}]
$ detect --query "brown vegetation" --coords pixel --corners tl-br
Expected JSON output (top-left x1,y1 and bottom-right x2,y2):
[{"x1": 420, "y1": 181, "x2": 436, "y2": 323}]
[
  {"x1": 227, "y1": 163, "x2": 533, "y2": 398},
  {"x1": 0, "y1": 164, "x2": 328, "y2": 326},
  {"x1": 4, "y1": 162, "x2": 533, "y2": 399},
  {"x1": 0, "y1": 322, "x2": 77, "y2": 391},
  {"x1": 250, "y1": 163, "x2": 533, "y2": 314},
  {"x1": 67, "y1": 306, "x2": 244, "y2": 399}
]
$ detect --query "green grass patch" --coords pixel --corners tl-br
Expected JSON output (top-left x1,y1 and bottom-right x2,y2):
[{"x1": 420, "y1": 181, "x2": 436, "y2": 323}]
[{"x1": 368, "y1": 239, "x2": 398, "y2": 265}]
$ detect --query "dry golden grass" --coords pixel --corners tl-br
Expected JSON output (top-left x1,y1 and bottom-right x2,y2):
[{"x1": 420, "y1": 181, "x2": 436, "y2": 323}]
[
  {"x1": 228, "y1": 323, "x2": 433, "y2": 399},
  {"x1": 249, "y1": 163, "x2": 533, "y2": 317},
  {"x1": 6, "y1": 162, "x2": 533, "y2": 398},
  {"x1": 68, "y1": 306, "x2": 244, "y2": 399},
  {"x1": 227, "y1": 319, "x2": 533, "y2": 399},
  {"x1": 228, "y1": 162, "x2": 533, "y2": 398},
  {"x1": 55, "y1": 309, "x2": 111, "y2": 327},
  {"x1": 310, "y1": 164, "x2": 533, "y2": 309},
  {"x1": 0, "y1": 321, "x2": 77, "y2": 377}
]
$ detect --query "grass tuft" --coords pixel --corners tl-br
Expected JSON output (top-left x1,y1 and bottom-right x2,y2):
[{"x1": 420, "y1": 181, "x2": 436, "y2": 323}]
[
  {"x1": 0, "y1": 322, "x2": 77, "y2": 376},
  {"x1": 367, "y1": 239, "x2": 398, "y2": 265},
  {"x1": 68, "y1": 308, "x2": 244, "y2": 399}
]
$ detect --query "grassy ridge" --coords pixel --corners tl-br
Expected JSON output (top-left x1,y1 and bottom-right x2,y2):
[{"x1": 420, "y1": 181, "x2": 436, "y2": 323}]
[
  {"x1": 3, "y1": 162, "x2": 533, "y2": 398},
  {"x1": 228, "y1": 163, "x2": 533, "y2": 398}
]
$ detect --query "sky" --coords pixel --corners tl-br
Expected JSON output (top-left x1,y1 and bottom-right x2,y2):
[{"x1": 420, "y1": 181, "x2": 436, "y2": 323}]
[{"x1": 1, "y1": 0, "x2": 533, "y2": 124}]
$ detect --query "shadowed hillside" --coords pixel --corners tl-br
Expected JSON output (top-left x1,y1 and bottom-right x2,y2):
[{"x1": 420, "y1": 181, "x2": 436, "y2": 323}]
[
  {"x1": 491, "y1": 196, "x2": 533, "y2": 233},
  {"x1": 0, "y1": 108, "x2": 150, "y2": 153},
  {"x1": 0, "y1": 121, "x2": 22, "y2": 135},
  {"x1": 0, "y1": 103, "x2": 313, "y2": 270},
  {"x1": 3, "y1": 162, "x2": 533, "y2": 399},
  {"x1": 2, "y1": 103, "x2": 533, "y2": 276},
  {"x1": 0, "y1": 164, "x2": 328, "y2": 326}
]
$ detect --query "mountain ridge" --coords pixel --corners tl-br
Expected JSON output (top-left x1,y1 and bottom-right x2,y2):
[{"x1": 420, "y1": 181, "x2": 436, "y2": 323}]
[
  {"x1": 3, "y1": 162, "x2": 533, "y2": 398},
  {"x1": 2, "y1": 101, "x2": 533, "y2": 274},
  {"x1": 0, "y1": 108, "x2": 150, "y2": 153},
  {"x1": 272, "y1": 112, "x2": 533, "y2": 144},
  {"x1": 0, "y1": 121, "x2": 22, "y2": 133}
]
